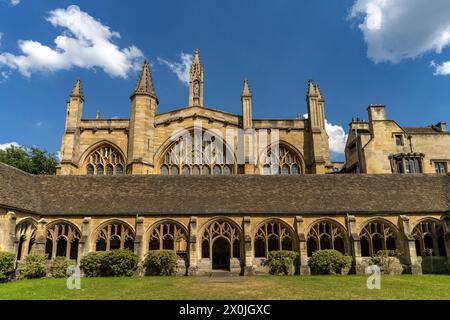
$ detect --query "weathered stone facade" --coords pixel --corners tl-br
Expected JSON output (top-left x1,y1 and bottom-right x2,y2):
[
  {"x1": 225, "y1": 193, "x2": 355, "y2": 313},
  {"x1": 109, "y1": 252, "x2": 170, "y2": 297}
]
[
  {"x1": 344, "y1": 104, "x2": 450, "y2": 174},
  {"x1": 1, "y1": 49, "x2": 449, "y2": 276}
]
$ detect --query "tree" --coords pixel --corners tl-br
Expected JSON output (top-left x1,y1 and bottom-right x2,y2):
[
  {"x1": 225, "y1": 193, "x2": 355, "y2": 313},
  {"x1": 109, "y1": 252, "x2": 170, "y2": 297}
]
[{"x1": 0, "y1": 145, "x2": 58, "y2": 175}]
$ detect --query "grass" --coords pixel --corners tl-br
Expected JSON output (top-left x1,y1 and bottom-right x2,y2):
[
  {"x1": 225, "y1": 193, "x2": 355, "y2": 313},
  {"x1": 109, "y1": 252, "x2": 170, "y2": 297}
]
[{"x1": 0, "y1": 275, "x2": 449, "y2": 300}]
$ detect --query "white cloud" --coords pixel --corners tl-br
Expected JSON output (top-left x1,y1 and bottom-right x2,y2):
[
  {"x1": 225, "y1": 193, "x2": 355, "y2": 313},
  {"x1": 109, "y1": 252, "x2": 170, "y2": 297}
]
[
  {"x1": 10, "y1": 0, "x2": 20, "y2": 6},
  {"x1": 157, "y1": 52, "x2": 193, "y2": 86},
  {"x1": 302, "y1": 113, "x2": 348, "y2": 155},
  {"x1": 349, "y1": 0, "x2": 450, "y2": 73},
  {"x1": 0, "y1": 141, "x2": 20, "y2": 150},
  {"x1": 0, "y1": 5, "x2": 143, "y2": 78}
]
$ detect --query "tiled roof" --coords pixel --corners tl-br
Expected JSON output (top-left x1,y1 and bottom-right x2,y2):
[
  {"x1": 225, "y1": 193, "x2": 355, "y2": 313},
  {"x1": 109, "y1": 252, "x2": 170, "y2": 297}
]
[{"x1": 0, "y1": 162, "x2": 448, "y2": 216}]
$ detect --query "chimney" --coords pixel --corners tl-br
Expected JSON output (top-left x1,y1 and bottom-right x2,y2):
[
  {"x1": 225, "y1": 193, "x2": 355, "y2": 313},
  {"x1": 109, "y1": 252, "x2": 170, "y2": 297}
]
[{"x1": 367, "y1": 104, "x2": 386, "y2": 122}]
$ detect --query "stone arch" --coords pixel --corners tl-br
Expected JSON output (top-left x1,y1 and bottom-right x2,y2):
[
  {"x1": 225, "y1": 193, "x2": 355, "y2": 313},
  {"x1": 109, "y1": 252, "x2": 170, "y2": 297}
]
[
  {"x1": 45, "y1": 220, "x2": 81, "y2": 260},
  {"x1": 253, "y1": 218, "x2": 297, "y2": 258},
  {"x1": 147, "y1": 219, "x2": 189, "y2": 258},
  {"x1": 306, "y1": 218, "x2": 349, "y2": 257},
  {"x1": 79, "y1": 140, "x2": 126, "y2": 175},
  {"x1": 411, "y1": 218, "x2": 446, "y2": 257},
  {"x1": 199, "y1": 217, "x2": 243, "y2": 270},
  {"x1": 257, "y1": 141, "x2": 305, "y2": 175},
  {"x1": 15, "y1": 217, "x2": 38, "y2": 260},
  {"x1": 92, "y1": 219, "x2": 135, "y2": 252},
  {"x1": 155, "y1": 127, "x2": 237, "y2": 175},
  {"x1": 359, "y1": 218, "x2": 401, "y2": 257}
]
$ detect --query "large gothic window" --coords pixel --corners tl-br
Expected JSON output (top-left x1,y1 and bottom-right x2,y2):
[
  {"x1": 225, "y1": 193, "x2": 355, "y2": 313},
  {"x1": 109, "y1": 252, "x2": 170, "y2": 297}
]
[
  {"x1": 95, "y1": 222, "x2": 135, "y2": 252},
  {"x1": 45, "y1": 222, "x2": 81, "y2": 260},
  {"x1": 254, "y1": 220, "x2": 295, "y2": 258},
  {"x1": 160, "y1": 132, "x2": 236, "y2": 175},
  {"x1": 261, "y1": 145, "x2": 303, "y2": 175},
  {"x1": 307, "y1": 220, "x2": 347, "y2": 256},
  {"x1": 16, "y1": 220, "x2": 37, "y2": 261},
  {"x1": 412, "y1": 220, "x2": 447, "y2": 257},
  {"x1": 360, "y1": 220, "x2": 398, "y2": 257},
  {"x1": 201, "y1": 220, "x2": 241, "y2": 259},
  {"x1": 148, "y1": 222, "x2": 188, "y2": 258},
  {"x1": 85, "y1": 145, "x2": 125, "y2": 176}
]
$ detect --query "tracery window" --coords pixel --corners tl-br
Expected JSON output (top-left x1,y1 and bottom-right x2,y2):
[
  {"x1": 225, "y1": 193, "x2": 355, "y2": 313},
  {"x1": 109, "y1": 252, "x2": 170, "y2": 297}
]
[
  {"x1": 261, "y1": 145, "x2": 302, "y2": 175},
  {"x1": 160, "y1": 133, "x2": 235, "y2": 175},
  {"x1": 254, "y1": 220, "x2": 295, "y2": 258},
  {"x1": 85, "y1": 145, "x2": 125, "y2": 176},
  {"x1": 307, "y1": 221, "x2": 346, "y2": 256},
  {"x1": 360, "y1": 220, "x2": 398, "y2": 257},
  {"x1": 16, "y1": 220, "x2": 37, "y2": 261},
  {"x1": 95, "y1": 222, "x2": 135, "y2": 252},
  {"x1": 45, "y1": 223, "x2": 81, "y2": 260},
  {"x1": 412, "y1": 220, "x2": 447, "y2": 257},
  {"x1": 149, "y1": 222, "x2": 188, "y2": 258},
  {"x1": 201, "y1": 220, "x2": 241, "y2": 259}
]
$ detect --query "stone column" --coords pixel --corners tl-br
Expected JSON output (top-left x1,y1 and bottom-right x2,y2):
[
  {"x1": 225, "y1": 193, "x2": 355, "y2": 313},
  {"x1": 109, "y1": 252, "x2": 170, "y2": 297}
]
[
  {"x1": 347, "y1": 215, "x2": 364, "y2": 274},
  {"x1": 243, "y1": 216, "x2": 253, "y2": 275},
  {"x1": 34, "y1": 218, "x2": 47, "y2": 256},
  {"x1": 295, "y1": 216, "x2": 310, "y2": 275},
  {"x1": 443, "y1": 216, "x2": 450, "y2": 272},
  {"x1": 0, "y1": 211, "x2": 16, "y2": 253},
  {"x1": 79, "y1": 217, "x2": 91, "y2": 259},
  {"x1": 188, "y1": 216, "x2": 198, "y2": 275},
  {"x1": 399, "y1": 215, "x2": 422, "y2": 274},
  {"x1": 134, "y1": 216, "x2": 144, "y2": 260}
]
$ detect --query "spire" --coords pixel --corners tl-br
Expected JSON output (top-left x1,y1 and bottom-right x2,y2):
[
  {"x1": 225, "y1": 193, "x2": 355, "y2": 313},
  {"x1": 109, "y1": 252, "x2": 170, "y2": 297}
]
[
  {"x1": 189, "y1": 48, "x2": 204, "y2": 107},
  {"x1": 131, "y1": 59, "x2": 158, "y2": 101},
  {"x1": 242, "y1": 79, "x2": 252, "y2": 98},
  {"x1": 315, "y1": 83, "x2": 324, "y2": 100},
  {"x1": 307, "y1": 80, "x2": 317, "y2": 96},
  {"x1": 70, "y1": 79, "x2": 84, "y2": 101}
]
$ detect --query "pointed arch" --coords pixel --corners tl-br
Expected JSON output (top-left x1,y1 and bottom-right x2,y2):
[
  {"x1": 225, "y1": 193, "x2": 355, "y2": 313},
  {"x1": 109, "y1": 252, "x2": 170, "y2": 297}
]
[
  {"x1": 155, "y1": 127, "x2": 237, "y2": 175},
  {"x1": 306, "y1": 218, "x2": 349, "y2": 256},
  {"x1": 411, "y1": 218, "x2": 446, "y2": 257},
  {"x1": 92, "y1": 219, "x2": 135, "y2": 252},
  {"x1": 147, "y1": 219, "x2": 189, "y2": 257},
  {"x1": 359, "y1": 218, "x2": 400, "y2": 257},
  {"x1": 253, "y1": 218, "x2": 297, "y2": 258},
  {"x1": 257, "y1": 141, "x2": 305, "y2": 175},
  {"x1": 45, "y1": 220, "x2": 81, "y2": 260},
  {"x1": 80, "y1": 140, "x2": 126, "y2": 176},
  {"x1": 15, "y1": 217, "x2": 38, "y2": 260}
]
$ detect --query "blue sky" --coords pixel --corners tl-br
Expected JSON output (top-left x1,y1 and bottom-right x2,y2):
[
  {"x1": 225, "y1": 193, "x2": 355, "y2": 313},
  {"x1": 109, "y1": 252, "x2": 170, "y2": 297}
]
[{"x1": 1, "y1": 0, "x2": 450, "y2": 161}]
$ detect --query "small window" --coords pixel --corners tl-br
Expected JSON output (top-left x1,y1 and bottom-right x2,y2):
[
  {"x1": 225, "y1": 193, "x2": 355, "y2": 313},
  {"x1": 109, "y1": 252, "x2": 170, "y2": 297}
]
[
  {"x1": 116, "y1": 164, "x2": 124, "y2": 175},
  {"x1": 96, "y1": 164, "x2": 104, "y2": 175},
  {"x1": 213, "y1": 165, "x2": 221, "y2": 175},
  {"x1": 87, "y1": 164, "x2": 94, "y2": 176},
  {"x1": 395, "y1": 135, "x2": 403, "y2": 146},
  {"x1": 435, "y1": 162, "x2": 447, "y2": 174},
  {"x1": 160, "y1": 165, "x2": 169, "y2": 175}
]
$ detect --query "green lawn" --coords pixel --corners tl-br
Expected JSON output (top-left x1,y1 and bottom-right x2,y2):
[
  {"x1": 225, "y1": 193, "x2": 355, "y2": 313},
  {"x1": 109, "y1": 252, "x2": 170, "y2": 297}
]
[{"x1": 0, "y1": 275, "x2": 449, "y2": 300}]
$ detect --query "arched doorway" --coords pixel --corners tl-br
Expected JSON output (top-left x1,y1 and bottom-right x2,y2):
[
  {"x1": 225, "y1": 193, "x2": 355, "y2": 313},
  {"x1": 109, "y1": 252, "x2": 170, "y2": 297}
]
[{"x1": 212, "y1": 238, "x2": 230, "y2": 270}]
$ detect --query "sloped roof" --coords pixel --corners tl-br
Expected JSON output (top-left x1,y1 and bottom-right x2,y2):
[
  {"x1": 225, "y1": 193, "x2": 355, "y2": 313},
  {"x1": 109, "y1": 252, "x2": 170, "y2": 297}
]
[{"x1": 0, "y1": 163, "x2": 448, "y2": 216}]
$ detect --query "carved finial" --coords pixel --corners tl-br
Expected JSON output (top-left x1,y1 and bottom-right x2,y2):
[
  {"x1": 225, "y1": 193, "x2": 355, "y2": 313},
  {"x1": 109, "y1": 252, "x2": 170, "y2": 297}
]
[
  {"x1": 95, "y1": 110, "x2": 101, "y2": 119},
  {"x1": 131, "y1": 59, "x2": 158, "y2": 102},
  {"x1": 194, "y1": 48, "x2": 201, "y2": 63},
  {"x1": 307, "y1": 80, "x2": 316, "y2": 96},
  {"x1": 70, "y1": 79, "x2": 84, "y2": 101},
  {"x1": 242, "y1": 79, "x2": 252, "y2": 97}
]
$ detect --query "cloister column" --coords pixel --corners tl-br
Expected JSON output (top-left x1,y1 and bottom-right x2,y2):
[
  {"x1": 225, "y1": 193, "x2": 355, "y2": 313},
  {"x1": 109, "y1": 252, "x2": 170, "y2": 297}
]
[
  {"x1": 295, "y1": 216, "x2": 310, "y2": 275},
  {"x1": 34, "y1": 218, "x2": 47, "y2": 255},
  {"x1": 0, "y1": 211, "x2": 16, "y2": 253},
  {"x1": 188, "y1": 216, "x2": 198, "y2": 275},
  {"x1": 347, "y1": 215, "x2": 364, "y2": 274},
  {"x1": 134, "y1": 216, "x2": 144, "y2": 260},
  {"x1": 399, "y1": 215, "x2": 422, "y2": 274},
  {"x1": 243, "y1": 216, "x2": 253, "y2": 275},
  {"x1": 443, "y1": 216, "x2": 450, "y2": 272},
  {"x1": 79, "y1": 217, "x2": 91, "y2": 259}
]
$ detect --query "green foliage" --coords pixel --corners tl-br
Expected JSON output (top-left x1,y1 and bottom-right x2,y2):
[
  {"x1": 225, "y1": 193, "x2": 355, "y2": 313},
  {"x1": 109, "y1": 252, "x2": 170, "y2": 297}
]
[
  {"x1": 369, "y1": 250, "x2": 404, "y2": 275},
  {"x1": 80, "y1": 250, "x2": 139, "y2": 277},
  {"x1": 19, "y1": 254, "x2": 47, "y2": 279},
  {"x1": 0, "y1": 145, "x2": 58, "y2": 175},
  {"x1": 0, "y1": 252, "x2": 16, "y2": 282},
  {"x1": 308, "y1": 250, "x2": 352, "y2": 275},
  {"x1": 144, "y1": 250, "x2": 179, "y2": 276},
  {"x1": 50, "y1": 257, "x2": 76, "y2": 278},
  {"x1": 267, "y1": 250, "x2": 298, "y2": 275},
  {"x1": 80, "y1": 252, "x2": 107, "y2": 277},
  {"x1": 102, "y1": 250, "x2": 139, "y2": 277}
]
